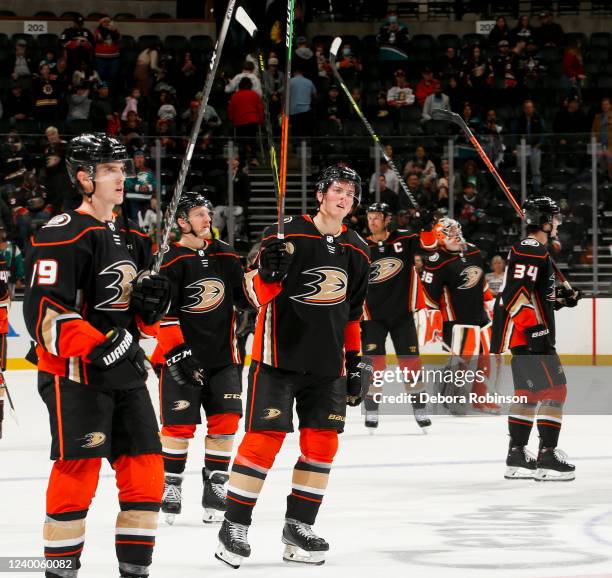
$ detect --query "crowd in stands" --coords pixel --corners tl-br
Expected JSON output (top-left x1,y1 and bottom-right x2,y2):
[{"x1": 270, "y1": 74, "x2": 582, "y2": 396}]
[{"x1": 1, "y1": 10, "x2": 612, "y2": 285}]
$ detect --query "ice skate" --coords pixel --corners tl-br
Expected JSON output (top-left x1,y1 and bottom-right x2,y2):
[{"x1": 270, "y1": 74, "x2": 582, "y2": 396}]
[
  {"x1": 282, "y1": 519, "x2": 329, "y2": 565},
  {"x1": 215, "y1": 519, "x2": 251, "y2": 568},
  {"x1": 161, "y1": 474, "x2": 182, "y2": 525},
  {"x1": 202, "y1": 469, "x2": 228, "y2": 523},
  {"x1": 413, "y1": 407, "x2": 431, "y2": 432},
  {"x1": 504, "y1": 444, "x2": 537, "y2": 479},
  {"x1": 534, "y1": 447, "x2": 575, "y2": 481},
  {"x1": 364, "y1": 410, "x2": 379, "y2": 431}
]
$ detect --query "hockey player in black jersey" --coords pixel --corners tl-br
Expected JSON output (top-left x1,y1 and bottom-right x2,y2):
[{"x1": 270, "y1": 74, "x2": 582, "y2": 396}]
[
  {"x1": 362, "y1": 202, "x2": 431, "y2": 431},
  {"x1": 215, "y1": 165, "x2": 372, "y2": 568},
  {"x1": 153, "y1": 192, "x2": 246, "y2": 524},
  {"x1": 23, "y1": 133, "x2": 171, "y2": 578},
  {"x1": 491, "y1": 197, "x2": 581, "y2": 481}
]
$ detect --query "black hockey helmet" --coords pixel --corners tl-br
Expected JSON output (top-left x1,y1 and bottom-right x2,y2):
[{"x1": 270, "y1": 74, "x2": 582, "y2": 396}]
[
  {"x1": 522, "y1": 196, "x2": 561, "y2": 229},
  {"x1": 66, "y1": 133, "x2": 134, "y2": 188},
  {"x1": 366, "y1": 202, "x2": 393, "y2": 217},
  {"x1": 176, "y1": 191, "x2": 213, "y2": 222},
  {"x1": 315, "y1": 164, "x2": 362, "y2": 204}
]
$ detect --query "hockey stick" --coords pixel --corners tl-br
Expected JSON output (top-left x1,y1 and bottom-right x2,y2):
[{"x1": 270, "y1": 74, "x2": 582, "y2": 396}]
[
  {"x1": 431, "y1": 108, "x2": 573, "y2": 291},
  {"x1": 235, "y1": 7, "x2": 281, "y2": 198},
  {"x1": 0, "y1": 374, "x2": 18, "y2": 426},
  {"x1": 329, "y1": 37, "x2": 420, "y2": 211},
  {"x1": 152, "y1": 0, "x2": 237, "y2": 273},
  {"x1": 277, "y1": 0, "x2": 296, "y2": 240}
]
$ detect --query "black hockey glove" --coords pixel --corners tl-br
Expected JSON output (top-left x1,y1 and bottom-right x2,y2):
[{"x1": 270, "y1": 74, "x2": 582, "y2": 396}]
[
  {"x1": 259, "y1": 238, "x2": 293, "y2": 283},
  {"x1": 165, "y1": 343, "x2": 206, "y2": 388},
  {"x1": 554, "y1": 286, "x2": 582, "y2": 310},
  {"x1": 526, "y1": 324, "x2": 553, "y2": 354},
  {"x1": 131, "y1": 271, "x2": 171, "y2": 325},
  {"x1": 345, "y1": 353, "x2": 374, "y2": 407},
  {"x1": 88, "y1": 328, "x2": 147, "y2": 379}
]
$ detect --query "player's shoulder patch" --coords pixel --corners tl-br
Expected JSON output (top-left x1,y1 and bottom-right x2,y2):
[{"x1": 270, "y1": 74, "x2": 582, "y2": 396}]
[
  {"x1": 43, "y1": 213, "x2": 71, "y2": 228},
  {"x1": 513, "y1": 237, "x2": 548, "y2": 258},
  {"x1": 428, "y1": 252, "x2": 440, "y2": 262},
  {"x1": 521, "y1": 238, "x2": 541, "y2": 247}
]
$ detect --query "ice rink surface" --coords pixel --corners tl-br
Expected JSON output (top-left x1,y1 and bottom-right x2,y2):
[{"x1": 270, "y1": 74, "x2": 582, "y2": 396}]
[{"x1": 1, "y1": 369, "x2": 612, "y2": 578}]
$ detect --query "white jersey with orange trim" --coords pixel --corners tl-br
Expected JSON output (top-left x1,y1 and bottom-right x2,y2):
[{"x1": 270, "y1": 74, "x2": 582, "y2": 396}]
[{"x1": 244, "y1": 215, "x2": 370, "y2": 377}]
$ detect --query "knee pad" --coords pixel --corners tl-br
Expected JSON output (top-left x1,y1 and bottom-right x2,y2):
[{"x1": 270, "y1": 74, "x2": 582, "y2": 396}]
[
  {"x1": 114, "y1": 453, "x2": 164, "y2": 505},
  {"x1": 299, "y1": 428, "x2": 339, "y2": 464},
  {"x1": 236, "y1": 430, "x2": 286, "y2": 470},
  {"x1": 47, "y1": 458, "x2": 102, "y2": 514},
  {"x1": 161, "y1": 424, "x2": 197, "y2": 439},
  {"x1": 207, "y1": 413, "x2": 240, "y2": 436}
]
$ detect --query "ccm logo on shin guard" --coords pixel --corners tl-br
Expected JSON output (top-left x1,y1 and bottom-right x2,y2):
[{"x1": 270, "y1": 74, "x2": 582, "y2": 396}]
[
  {"x1": 531, "y1": 328, "x2": 550, "y2": 338},
  {"x1": 102, "y1": 332, "x2": 133, "y2": 366}
]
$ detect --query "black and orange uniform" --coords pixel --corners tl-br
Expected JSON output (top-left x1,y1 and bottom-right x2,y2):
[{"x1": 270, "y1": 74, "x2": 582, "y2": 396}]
[
  {"x1": 491, "y1": 237, "x2": 566, "y2": 448},
  {"x1": 155, "y1": 238, "x2": 245, "y2": 479},
  {"x1": 23, "y1": 210, "x2": 163, "y2": 575},
  {"x1": 0, "y1": 253, "x2": 11, "y2": 439},
  {"x1": 226, "y1": 214, "x2": 370, "y2": 527},
  {"x1": 421, "y1": 243, "x2": 495, "y2": 404}
]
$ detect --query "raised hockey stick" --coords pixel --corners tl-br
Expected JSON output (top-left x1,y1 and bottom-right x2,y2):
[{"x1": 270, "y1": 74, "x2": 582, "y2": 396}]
[
  {"x1": 431, "y1": 108, "x2": 573, "y2": 290},
  {"x1": 235, "y1": 7, "x2": 281, "y2": 199},
  {"x1": 329, "y1": 37, "x2": 420, "y2": 211},
  {"x1": 0, "y1": 374, "x2": 18, "y2": 426},
  {"x1": 152, "y1": 0, "x2": 238, "y2": 273},
  {"x1": 276, "y1": 0, "x2": 296, "y2": 240}
]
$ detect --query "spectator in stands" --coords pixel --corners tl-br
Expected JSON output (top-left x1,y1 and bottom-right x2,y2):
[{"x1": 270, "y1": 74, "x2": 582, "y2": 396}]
[
  {"x1": 54, "y1": 57, "x2": 70, "y2": 91},
  {"x1": 66, "y1": 85, "x2": 92, "y2": 126},
  {"x1": 288, "y1": 68, "x2": 317, "y2": 138},
  {"x1": 214, "y1": 155, "x2": 250, "y2": 239},
  {"x1": 482, "y1": 109, "x2": 505, "y2": 168},
  {"x1": 181, "y1": 91, "x2": 221, "y2": 135},
  {"x1": 121, "y1": 87, "x2": 143, "y2": 121},
  {"x1": 134, "y1": 43, "x2": 162, "y2": 97},
  {"x1": 377, "y1": 11, "x2": 410, "y2": 56},
  {"x1": 461, "y1": 101, "x2": 482, "y2": 133},
  {"x1": 453, "y1": 159, "x2": 486, "y2": 199},
  {"x1": 39, "y1": 49, "x2": 58, "y2": 73},
  {"x1": 387, "y1": 70, "x2": 415, "y2": 113},
  {"x1": 7, "y1": 39, "x2": 33, "y2": 80},
  {"x1": 90, "y1": 82, "x2": 114, "y2": 131},
  {"x1": 72, "y1": 60, "x2": 100, "y2": 89},
  {"x1": 369, "y1": 159, "x2": 399, "y2": 195},
  {"x1": 371, "y1": 90, "x2": 392, "y2": 120},
  {"x1": 415, "y1": 67, "x2": 436, "y2": 108},
  {"x1": 511, "y1": 15, "x2": 534, "y2": 45},
  {"x1": 403, "y1": 145, "x2": 437, "y2": 183},
  {"x1": 485, "y1": 255, "x2": 506, "y2": 296},
  {"x1": 432, "y1": 185, "x2": 449, "y2": 212},
  {"x1": 488, "y1": 16, "x2": 511, "y2": 47},
  {"x1": 562, "y1": 38, "x2": 586, "y2": 96},
  {"x1": 437, "y1": 158, "x2": 450, "y2": 191},
  {"x1": 293, "y1": 36, "x2": 317, "y2": 81},
  {"x1": 318, "y1": 84, "x2": 347, "y2": 129},
  {"x1": 537, "y1": 11, "x2": 564, "y2": 48},
  {"x1": 15, "y1": 186, "x2": 53, "y2": 253},
  {"x1": 120, "y1": 111, "x2": 145, "y2": 146},
  {"x1": 337, "y1": 45, "x2": 362, "y2": 87},
  {"x1": 374, "y1": 174, "x2": 400, "y2": 213},
  {"x1": 517, "y1": 37, "x2": 546, "y2": 85},
  {"x1": 513, "y1": 99, "x2": 544, "y2": 192},
  {"x1": 3, "y1": 82, "x2": 32, "y2": 124},
  {"x1": 42, "y1": 126, "x2": 72, "y2": 209},
  {"x1": 314, "y1": 43, "x2": 332, "y2": 84},
  {"x1": 438, "y1": 47, "x2": 461, "y2": 81},
  {"x1": 137, "y1": 193, "x2": 159, "y2": 236},
  {"x1": 422, "y1": 80, "x2": 450, "y2": 123},
  {"x1": 0, "y1": 228, "x2": 24, "y2": 291},
  {"x1": 60, "y1": 14, "x2": 94, "y2": 74},
  {"x1": 491, "y1": 40, "x2": 519, "y2": 104},
  {"x1": 345, "y1": 87, "x2": 363, "y2": 122},
  {"x1": 32, "y1": 64, "x2": 61, "y2": 123},
  {"x1": 592, "y1": 97, "x2": 612, "y2": 181},
  {"x1": 445, "y1": 75, "x2": 463, "y2": 112},
  {"x1": 455, "y1": 182, "x2": 486, "y2": 236},
  {"x1": 262, "y1": 56, "x2": 284, "y2": 126},
  {"x1": 124, "y1": 150, "x2": 156, "y2": 218},
  {"x1": 156, "y1": 89, "x2": 177, "y2": 133},
  {"x1": 227, "y1": 77, "x2": 264, "y2": 166},
  {"x1": 461, "y1": 45, "x2": 492, "y2": 108},
  {"x1": 225, "y1": 60, "x2": 262, "y2": 96},
  {"x1": 404, "y1": 172, "x2": 427, "y2": 209},
  {"x1": 94, "y1": 16, "x2": 121, "y2": 85}
]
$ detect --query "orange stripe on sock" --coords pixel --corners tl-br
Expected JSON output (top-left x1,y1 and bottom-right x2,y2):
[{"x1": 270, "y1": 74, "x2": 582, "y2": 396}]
[
  {"x1": 290, "y1": 492, "x2": 322, "y2": 503},
  {"x1": 227, "y1": 495, "x2": 256, "y2": 506}
]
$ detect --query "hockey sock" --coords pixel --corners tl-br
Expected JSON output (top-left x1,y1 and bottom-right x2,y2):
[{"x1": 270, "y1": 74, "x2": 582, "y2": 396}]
[
  {"x1": 160, "y1": 425, "x2": 195, "y2": 475},
  {"x1": 406, "y1": 383, "x2": 427, "y2": 409},
  {"x1": 225, "y1": 431, "x2": 285, "y2": 525},
  {"x1": 45, "y1": 459, "x2": 101, "y2": 568},
  {"x1": 286, "y1": 429, "x2": 338, "y2": 525},
  {"x1": 507, "y1": 402, "x2": 537, "y2": 446},
  {"x1": 114, "y1": 454, "x2": 163, "y2": 574},
  {"x1": 537, "y1": 400, "x2": 563, "y2": 448},
  {"x1": 205, "y1": 413, "x2": 239, "y2": 474}
]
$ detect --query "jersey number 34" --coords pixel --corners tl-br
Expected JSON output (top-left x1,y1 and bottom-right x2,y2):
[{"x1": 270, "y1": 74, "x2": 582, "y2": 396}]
[{"x1": 513, "y1": 263, "x2": 538, "y2": 281}]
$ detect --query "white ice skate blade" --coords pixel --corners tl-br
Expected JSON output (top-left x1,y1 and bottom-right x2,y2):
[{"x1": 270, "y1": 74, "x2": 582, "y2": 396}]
[
  {"x1": 504, "y1": 466, "x2": 535, "y2": 479},
  {"x1": 282, "y1": 543, "x2": 326, "y2": 565},
  {"x1": 215, "y1": 543, "x2": 245, "y2": 569},
  {"x1": 164, "y1": 513, "x2": 177, "y2": 525},
  {"x1": 203, "y1": 508, "x2": 225, "y2": 524},
  {"x1": 534, "y1": 468, "x2": 576, "y2": 482}
]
